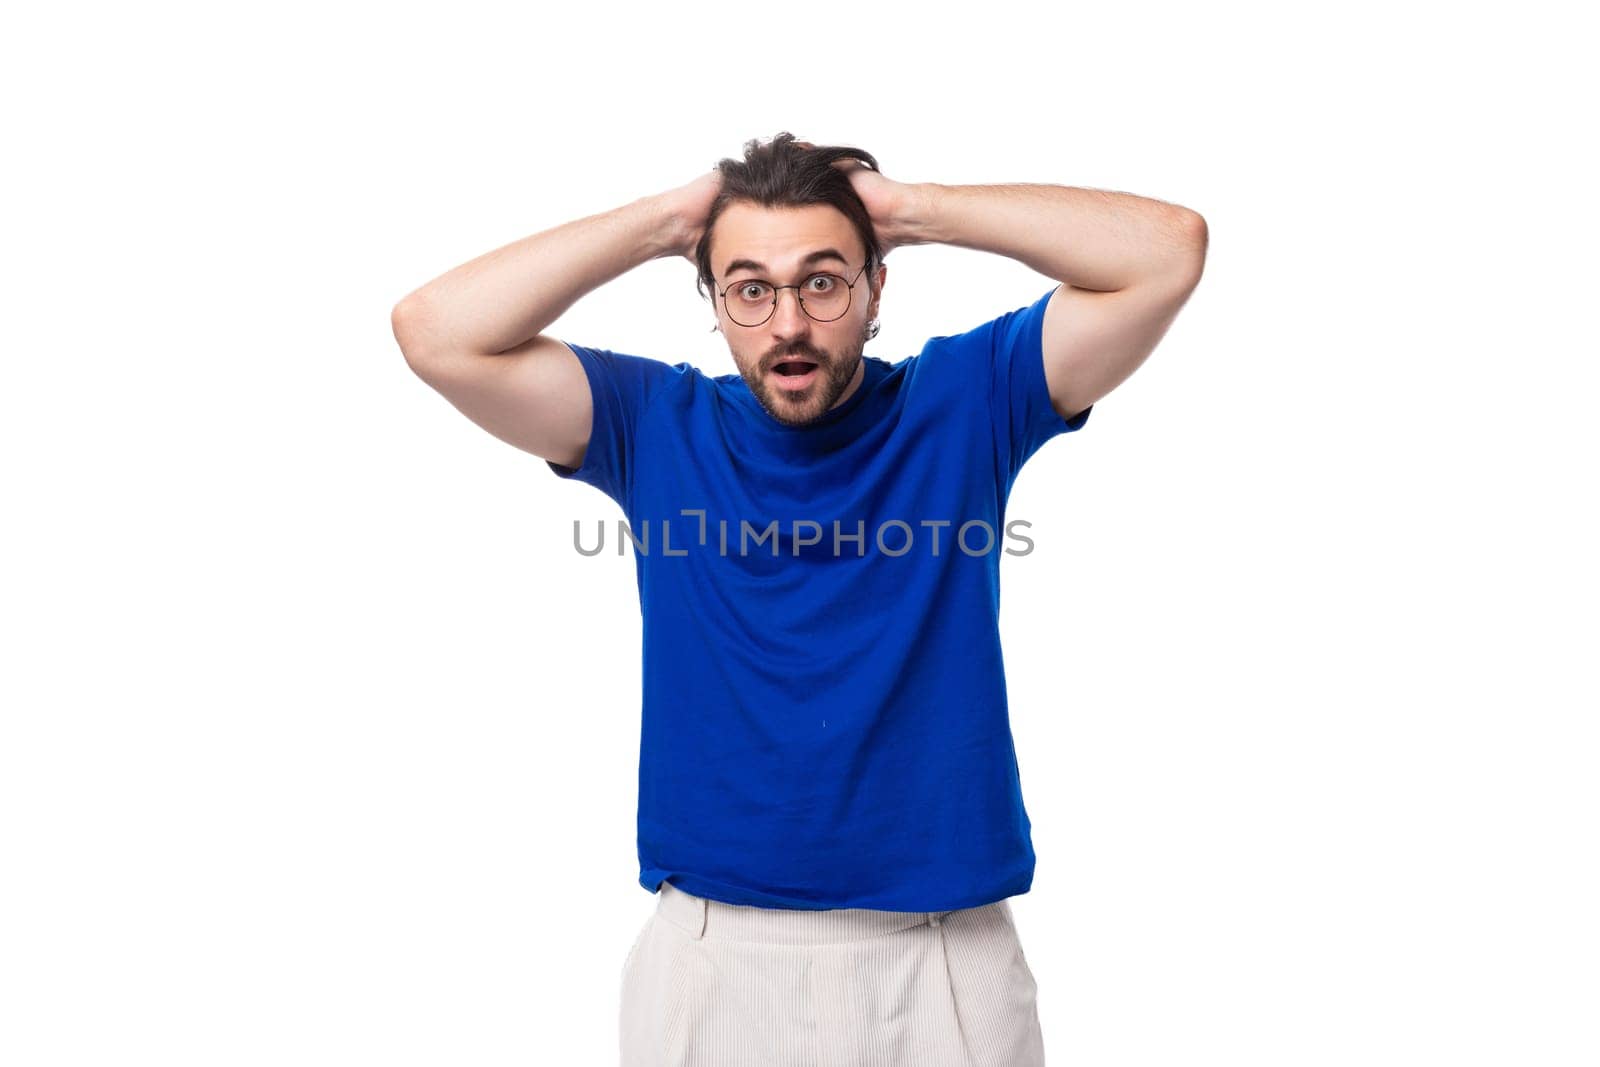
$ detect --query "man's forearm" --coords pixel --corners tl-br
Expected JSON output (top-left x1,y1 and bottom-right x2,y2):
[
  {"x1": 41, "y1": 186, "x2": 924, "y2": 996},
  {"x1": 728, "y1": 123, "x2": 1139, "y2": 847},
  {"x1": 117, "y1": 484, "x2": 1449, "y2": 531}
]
[
  {"x1": 394, "y1": 194, "x2": 682, "y2": 357},
  {"x1": 899, "y1": 182, "x2": 1205, "y2": 293}
]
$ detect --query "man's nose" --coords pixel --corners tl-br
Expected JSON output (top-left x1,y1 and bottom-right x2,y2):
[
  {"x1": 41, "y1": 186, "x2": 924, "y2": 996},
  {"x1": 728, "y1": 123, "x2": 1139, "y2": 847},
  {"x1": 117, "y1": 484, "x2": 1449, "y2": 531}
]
[{"x1": 768, "y1": 288, "x2": 812, "y2": 337}]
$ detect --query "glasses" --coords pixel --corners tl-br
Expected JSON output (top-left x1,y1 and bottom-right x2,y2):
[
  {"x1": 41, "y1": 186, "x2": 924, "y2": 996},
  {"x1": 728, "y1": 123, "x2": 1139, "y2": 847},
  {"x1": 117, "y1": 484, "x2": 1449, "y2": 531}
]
[{"x1": 716, "y1": 263, "x2": 870, "y2": 328}]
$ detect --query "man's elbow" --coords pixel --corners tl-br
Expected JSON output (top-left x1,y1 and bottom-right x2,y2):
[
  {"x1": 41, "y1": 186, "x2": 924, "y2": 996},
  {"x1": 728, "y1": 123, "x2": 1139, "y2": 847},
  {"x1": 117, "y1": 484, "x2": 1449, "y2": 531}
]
[
  {"x1": 1178, "y1": 211, "x2": 1208, "y2": 279},
  {"x1": 392, "y1": 297, "x2": 443, "y2": 377}
]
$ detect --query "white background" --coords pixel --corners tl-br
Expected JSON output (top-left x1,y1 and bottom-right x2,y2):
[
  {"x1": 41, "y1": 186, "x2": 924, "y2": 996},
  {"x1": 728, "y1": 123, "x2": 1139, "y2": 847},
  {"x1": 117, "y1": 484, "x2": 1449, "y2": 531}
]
[{"x1": 4, "y1": 1, "x2": 1595, "y2": 1064}]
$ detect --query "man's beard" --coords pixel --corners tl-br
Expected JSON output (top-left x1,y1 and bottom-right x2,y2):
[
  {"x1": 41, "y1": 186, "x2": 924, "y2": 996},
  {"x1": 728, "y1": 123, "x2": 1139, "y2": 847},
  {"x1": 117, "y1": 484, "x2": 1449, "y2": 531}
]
[{"x1": 743, "y1": 320, "x2": 871, "y2": 428}]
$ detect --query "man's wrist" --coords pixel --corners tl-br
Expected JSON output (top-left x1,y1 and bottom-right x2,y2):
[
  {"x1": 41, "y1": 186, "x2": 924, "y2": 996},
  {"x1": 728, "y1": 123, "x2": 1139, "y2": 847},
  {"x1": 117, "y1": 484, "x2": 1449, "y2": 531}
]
[
  {"x1": 630, "y1": 192, "x2": 689, "y2": 261},
  {"x1": 891, "y1": 182, "x2": 944, "y2": 248}
]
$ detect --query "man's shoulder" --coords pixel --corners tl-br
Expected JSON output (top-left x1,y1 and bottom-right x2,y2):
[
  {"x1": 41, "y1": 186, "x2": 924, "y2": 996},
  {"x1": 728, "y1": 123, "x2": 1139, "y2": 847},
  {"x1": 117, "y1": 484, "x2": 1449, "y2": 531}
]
[{"x1": 570, "y1": 344, "x2": 700, "y2": 391}]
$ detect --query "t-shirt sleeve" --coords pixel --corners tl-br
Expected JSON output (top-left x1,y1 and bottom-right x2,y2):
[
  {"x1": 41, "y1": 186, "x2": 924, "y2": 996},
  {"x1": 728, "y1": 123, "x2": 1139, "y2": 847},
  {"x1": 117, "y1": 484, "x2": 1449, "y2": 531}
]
[
  {"x1": 984, "y1": 285, "x2": 1092, "y2": 487},
  {"x1": 544, "y1": 342, "x2": 680, "y2": 510}
]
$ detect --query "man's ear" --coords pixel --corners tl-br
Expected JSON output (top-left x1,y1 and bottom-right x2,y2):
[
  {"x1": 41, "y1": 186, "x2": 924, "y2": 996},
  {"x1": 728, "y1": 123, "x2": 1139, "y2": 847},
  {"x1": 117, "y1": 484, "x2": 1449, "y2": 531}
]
[{"x1": 868, "y1": 264, "x2": 887, "y2": 318}]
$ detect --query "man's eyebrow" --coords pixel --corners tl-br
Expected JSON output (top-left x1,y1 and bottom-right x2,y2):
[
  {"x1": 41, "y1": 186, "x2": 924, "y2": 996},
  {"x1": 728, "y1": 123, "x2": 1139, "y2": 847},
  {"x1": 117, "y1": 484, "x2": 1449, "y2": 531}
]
[{"x1": 722, "y1": 248, "x2": 851, "y2": 278}]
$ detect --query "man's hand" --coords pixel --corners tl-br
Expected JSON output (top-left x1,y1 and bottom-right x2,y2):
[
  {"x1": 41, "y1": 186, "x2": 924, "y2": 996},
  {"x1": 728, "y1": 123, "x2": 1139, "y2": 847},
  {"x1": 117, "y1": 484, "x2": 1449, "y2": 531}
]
[
  {"x1": 659, "y1": 170, "x2": 725, "y2": 266},
  {"x1": 829, "y1": 158, "x2": 927, "y2": 258}
]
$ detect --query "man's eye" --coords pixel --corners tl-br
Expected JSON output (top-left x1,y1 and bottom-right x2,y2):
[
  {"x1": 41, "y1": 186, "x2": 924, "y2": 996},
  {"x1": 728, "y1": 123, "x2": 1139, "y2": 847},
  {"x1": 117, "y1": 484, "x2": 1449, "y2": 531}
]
[
  {"x1": 807, "y1": 274, "x2": 836, "y2": 292},
  {"x1": 738, "y1": 283, "x2": 769, "y2": 301}
]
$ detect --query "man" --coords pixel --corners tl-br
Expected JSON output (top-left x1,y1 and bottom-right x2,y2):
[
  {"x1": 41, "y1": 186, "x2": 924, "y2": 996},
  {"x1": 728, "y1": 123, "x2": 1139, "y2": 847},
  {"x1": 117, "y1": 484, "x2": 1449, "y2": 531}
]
[{"x1": 391, "y1": 132, "x2": 1206, "y2": 1066}]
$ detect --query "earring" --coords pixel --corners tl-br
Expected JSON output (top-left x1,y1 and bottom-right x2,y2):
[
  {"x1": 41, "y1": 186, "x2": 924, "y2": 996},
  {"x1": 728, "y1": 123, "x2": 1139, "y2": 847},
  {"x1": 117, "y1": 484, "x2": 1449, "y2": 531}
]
[{"x1": 866, "y1": 318, "x2": 881, "y2": 341}]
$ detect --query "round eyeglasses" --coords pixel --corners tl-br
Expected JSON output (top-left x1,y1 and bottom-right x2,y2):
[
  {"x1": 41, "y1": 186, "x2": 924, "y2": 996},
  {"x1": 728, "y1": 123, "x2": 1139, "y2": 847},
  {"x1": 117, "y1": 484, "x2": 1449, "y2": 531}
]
[{"x1": 716, "y1": 263, "x2": 870, "y2": 328}]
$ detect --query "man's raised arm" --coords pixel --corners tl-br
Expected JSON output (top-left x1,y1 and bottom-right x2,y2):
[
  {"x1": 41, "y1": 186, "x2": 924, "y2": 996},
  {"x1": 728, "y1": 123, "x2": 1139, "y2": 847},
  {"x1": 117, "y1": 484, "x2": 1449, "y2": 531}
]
[
  {"x1": 390, "y1": 172, "x2": 721, "y2": 467},
  {"x1": 831, "y1": 161, "x2": 1206, "y2": 424}
]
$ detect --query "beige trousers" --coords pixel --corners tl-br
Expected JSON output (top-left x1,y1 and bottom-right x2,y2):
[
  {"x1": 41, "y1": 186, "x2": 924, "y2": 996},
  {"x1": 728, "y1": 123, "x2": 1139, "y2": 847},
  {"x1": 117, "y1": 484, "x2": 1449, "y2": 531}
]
[{"x1": 619, "y1": 880, "x2": 1045, "y2": 1066}]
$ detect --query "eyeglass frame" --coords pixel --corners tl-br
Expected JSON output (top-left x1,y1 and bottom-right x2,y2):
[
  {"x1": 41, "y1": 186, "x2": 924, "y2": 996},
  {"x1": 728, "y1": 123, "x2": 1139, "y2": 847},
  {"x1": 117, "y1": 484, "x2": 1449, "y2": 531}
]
[{"x1": 714, "y1": 262, "x2": 872, "y2": 328}]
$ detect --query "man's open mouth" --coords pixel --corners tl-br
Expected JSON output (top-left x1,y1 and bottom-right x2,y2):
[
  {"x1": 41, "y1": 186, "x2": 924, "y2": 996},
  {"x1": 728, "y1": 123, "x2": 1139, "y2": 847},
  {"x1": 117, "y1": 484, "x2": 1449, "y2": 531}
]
[{"x1": 773, "y1": 360, "x2": 818, "y2": 377}]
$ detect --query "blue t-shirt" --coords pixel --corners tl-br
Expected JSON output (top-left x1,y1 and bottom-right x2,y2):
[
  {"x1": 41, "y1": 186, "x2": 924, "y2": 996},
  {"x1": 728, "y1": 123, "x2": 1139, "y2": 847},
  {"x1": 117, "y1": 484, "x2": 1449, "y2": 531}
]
[{"x1": 546, "y1": 286, "x2": 1091, "y2": 911}]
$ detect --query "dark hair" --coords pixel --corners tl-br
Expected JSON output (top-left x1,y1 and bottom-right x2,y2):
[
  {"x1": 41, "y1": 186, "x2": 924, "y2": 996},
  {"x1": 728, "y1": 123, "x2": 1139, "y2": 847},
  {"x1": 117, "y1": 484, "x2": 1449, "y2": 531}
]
[{"x1": 694, "y1": 132, "x2": 884, "y2": 312}]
